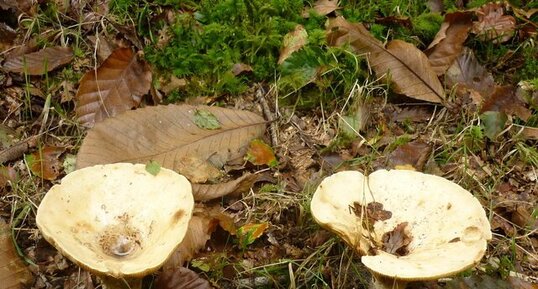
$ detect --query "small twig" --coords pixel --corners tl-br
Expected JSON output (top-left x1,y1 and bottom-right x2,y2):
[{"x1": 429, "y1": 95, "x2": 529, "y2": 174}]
[
  {"x1": 255, "y1": 85, "x2": 278, "y2": 147},
  {"x1": 0, "y1": 136, "x2": 37, "y2": 164}
]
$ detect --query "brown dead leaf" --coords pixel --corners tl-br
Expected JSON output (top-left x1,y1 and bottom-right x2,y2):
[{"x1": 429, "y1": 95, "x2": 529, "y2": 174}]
[
  {"x1": 426, "y1": 12, "x2": 473, "y2": 75},
  {"x1": 387, "y1": 140, "x2": 432, "y2": 171},
  {"x1": 0, "y1": 166, "x2": 17, "y2": 190},
  {"x1": 87, "y1": 35, "x2": 115, "y2": 63},
  {"x1": 177, "y1": 156, "x2": 222, "y2": 184},
  {"x1": 76, "y1": 105, "x2": 265, "y2": 173},
  {"x1": 231, "y1": 63, "x2": 253, "y2": 76},
  {"x1": 382, "y1": 222, "x2": 412, "y2": 256},
  {"x1": 278, "y1": 25, "x2": 308, "y2": 65},
  {"x1": 472, "y1": 3, "x2": 516, "y2": 43},
  {"x1": 481, "y1": 86, "x2": 531, "y2": 121},
  {"x1": 164, "y1": 205, "x2": 236, "y2": 269},
  {"x1": 444, "y1": 274, "x2": 530, "y2": 289},
  {"x1": 445, "y1": 48, "x2": 495, "y2": 102},
  {"x1": 507, "y1": 276, "x2": 538, "y2": 289},
  {"x1": 302, "y1": 0, "x2": 339, "y2": 17},
  {"x1": 63, "y1": 270, "x2": 94, "y2": 289},
  {"x1": 192, "y1": 173, "x2": 261, "y2": 201},
  {"x1": 3, "y1": 47, "x2": 73, "y2": 75},
  {"x1": 160, "y1": 76, "x2": 187, "y2": 94},
  {"x1": 245, "y1": 139, "x2": 277, "y2": 167},
  {"x1": 0, "y1": 0, "x2": 34, "y2": 15},
  {"x1": 426, "y1": 0, "x2": 443, "y2": 13},
  {"x1": 0, "y1": 218, "x2": 32, "y2": 289},
  {"x1": 327, "y1": 17, "x2": 444, "y2": 104},
  {"x1": 520, "y1": 126, "x2": 538, "y2": 140},
  {"x1": 353, "y1": 201, "x2": 392, "y2": 231},
  {"x1": 0, "y1": 23, "x2": 16, "y2": 51},
  {"x1": 26, "y1": 146, "x2": 65, "y2": 181},
  {"x1": 75, "y1": 48, "x2": 152, "y2": 127},
  {"x1": 155, "y1": 267, "x2": 214, "y2": 289}
]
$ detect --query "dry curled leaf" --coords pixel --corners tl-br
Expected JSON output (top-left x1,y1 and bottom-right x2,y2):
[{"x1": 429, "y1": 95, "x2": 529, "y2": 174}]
[
  {"x1": 192, "y1": 173, "x2": 261, "y2": 201},
  {"x1": 445, "y1": 48, "x2": 495, "y2": 103},
  {"x1": 278, "y1": 25, "x2": 308, "y2": 65},
  {"x1": 472, "y1": 3, "x2": 516, "y2": 43},
  {"x1": 164, "y1": 205, "x2": 235, "y2": 269},
  {"x1": 302, "y1": 0, "x2": 339, "y2": 17},
  {"x1": 327, "y1": 17, "x2": 444, "y2": 104},
  {"x1": 25, "y1": 146, "x2": 65, "y2": 181},
  {"x1": 387, "y1": 140, "x2": 432, "y2": 171},
  {"x1": 381, "y1": 222, "x2": 412, "y2": 256},
  {"x1": 2, "y1": 47, "x2": 73, "y2": 75},
  {"x1": 76, "y1": 105, "x2": 266, "y2": 173},
  {"x1": 0, "y1": 218, "x2": 32, "y2": 289},
  {"x1": 481, "y1": 86, "x2": 531, "y2": 121},
  {"x1": 177, "y1": 156, "x2": 222, "y2": 184},
  {"x1": 155, "y1": 267, "x2": 213, "y2": 289},
  {"x1": 231, "y1": 63, "x2": 253, "y2": 76},
  {"x1": 426, "y1": 12, "x2": 473, "y2": 75},
  {"x1": 75, "y1": 48, "x2": 152, "y2": 127}
]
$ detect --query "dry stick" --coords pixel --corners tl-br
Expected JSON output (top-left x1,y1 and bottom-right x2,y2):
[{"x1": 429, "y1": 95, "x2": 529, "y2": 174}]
[
  {"x1": 255, "y1": 85, "x2": 278, "y2": 147},
  {"x1": 0, "y1": 136, "x2": 37, "y2": 164}
]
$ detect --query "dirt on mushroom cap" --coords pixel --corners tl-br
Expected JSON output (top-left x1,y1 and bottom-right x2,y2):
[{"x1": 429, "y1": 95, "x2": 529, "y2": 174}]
[
  {"x1": 311, "y1": 169, "x2": 492, "y2": 280},
  {"x1": 35, "y1": 163, "x2": 194, "y2": 278}
]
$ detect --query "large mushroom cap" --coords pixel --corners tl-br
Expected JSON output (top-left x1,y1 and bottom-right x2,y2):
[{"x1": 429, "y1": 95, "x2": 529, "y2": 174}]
[
  {"x1": 36, "y1": 163, "x2": 194, "y2": 278},
  {"x1": 311, "y1": 170, "x2": 492, "y2": 281}
]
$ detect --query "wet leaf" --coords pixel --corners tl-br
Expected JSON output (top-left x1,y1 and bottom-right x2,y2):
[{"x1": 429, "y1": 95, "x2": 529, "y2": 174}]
[
  {"x1": 472, "y1": 3, "x2": 516, "y2": 43},
  {"x1": 327, "y1": 17, "x2": 444, "y2": 104},
  {"x1": 278, "y1": 25, "x2": 308, "y2": 65},
  {"x1": 445, "y1": 48, "x2": 495, "y2": 102},
  {"x1": 387, "y1": 140, "x2": 432, "y2": 171},
  {"x1": 192, "y1": 173, "x2": 261, "y2": 201},
  {"x1": 164, "y1": 205, "x2": 236, "y2": 269},
  {"x1": 145, "y1": 160, "x2": 161, "y2": 176},
  {"x1": 237, "y1": 223, "x2": 268, "y2": 249},
  {"x1": 194, "y1": 109, "x2": 221, "y2": 130},
  {"x1": 25, "y1": 146, "x2": 65, "y2": 180},
  {"x1": 75, "y1": 48, "x2": 152, "y2": 127},
  {"x1": 76, "y1": 105, "x2": 266, "y2": 174},
  {"x1": 303, "y1": 0, "x2": 339, "y2": 17},
  {"x1": 481, "y1": 86, "x2": 531, "y2": 121},
  {"x1": 246, "y1": 139, "x2": 277, "y2": 167},
  {"x1": 3, "y1": 47, "x2": 73, "y2": 75},
  {"x1": 480, "y1": 111, "x2": 507, "y2": 140},
  {"x1": 0, "y1": 218, "x2": 32, "y2": 289},
  {"x1": 155, "y1": 267, "x2": 213, "y2": 289},
  {"x1": 426, "y1": 12, "x2": 473, "y2": 75},
  {"x1": 382, "y1": 222, "x2": 412, "y2": 256}
]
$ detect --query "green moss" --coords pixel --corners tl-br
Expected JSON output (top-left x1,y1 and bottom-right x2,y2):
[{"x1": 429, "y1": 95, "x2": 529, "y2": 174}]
[{"x1": 411, "y1": 12, "x2": 443, "y2": 43}]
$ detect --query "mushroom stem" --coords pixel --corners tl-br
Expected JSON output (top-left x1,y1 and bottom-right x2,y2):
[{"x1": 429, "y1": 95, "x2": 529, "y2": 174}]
[
  {"x1": 370, "y1": 273, "x2": 408, "y2": 289},
  {"x1": 100, "y1": 275, "x2": 142, "y2": 289}
]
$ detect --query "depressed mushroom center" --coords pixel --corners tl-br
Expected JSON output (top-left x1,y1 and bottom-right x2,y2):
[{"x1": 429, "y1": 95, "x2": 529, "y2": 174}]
[{"x1": 97, "y1": 213, "x2": 142, "y2": 258}]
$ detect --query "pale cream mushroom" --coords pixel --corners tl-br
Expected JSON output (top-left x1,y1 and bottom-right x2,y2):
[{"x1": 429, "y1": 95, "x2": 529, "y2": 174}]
[
  {"x1": 36, "y1": 163, "x2": 194, "y2": 289},
  {"x1": 311, "y1": 170, "x2": 492, "y2": 289}
]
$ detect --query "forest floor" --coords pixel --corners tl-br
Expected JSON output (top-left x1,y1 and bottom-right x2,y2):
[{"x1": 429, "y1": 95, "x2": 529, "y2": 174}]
[{"x1": 0, "y1": 0, "x2": 537, "y2": 289}]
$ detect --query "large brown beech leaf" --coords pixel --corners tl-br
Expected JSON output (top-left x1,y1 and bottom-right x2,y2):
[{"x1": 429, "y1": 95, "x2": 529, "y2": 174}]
[
  {"x1": 327, "y1": 17, "x2": 444, "y2": 104},
  {"x1": 2, "y1": 46, "x2": 73, "y2": 75},
  {"x1": 75, "y1": 48, "x2": 151, "y2": 127},
  {"x1": 426, "y1": 12, "x2": 473, "y2": 75},
  {"x1": 76, "y1": 104, "x2": 265, "y2": 174}
]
